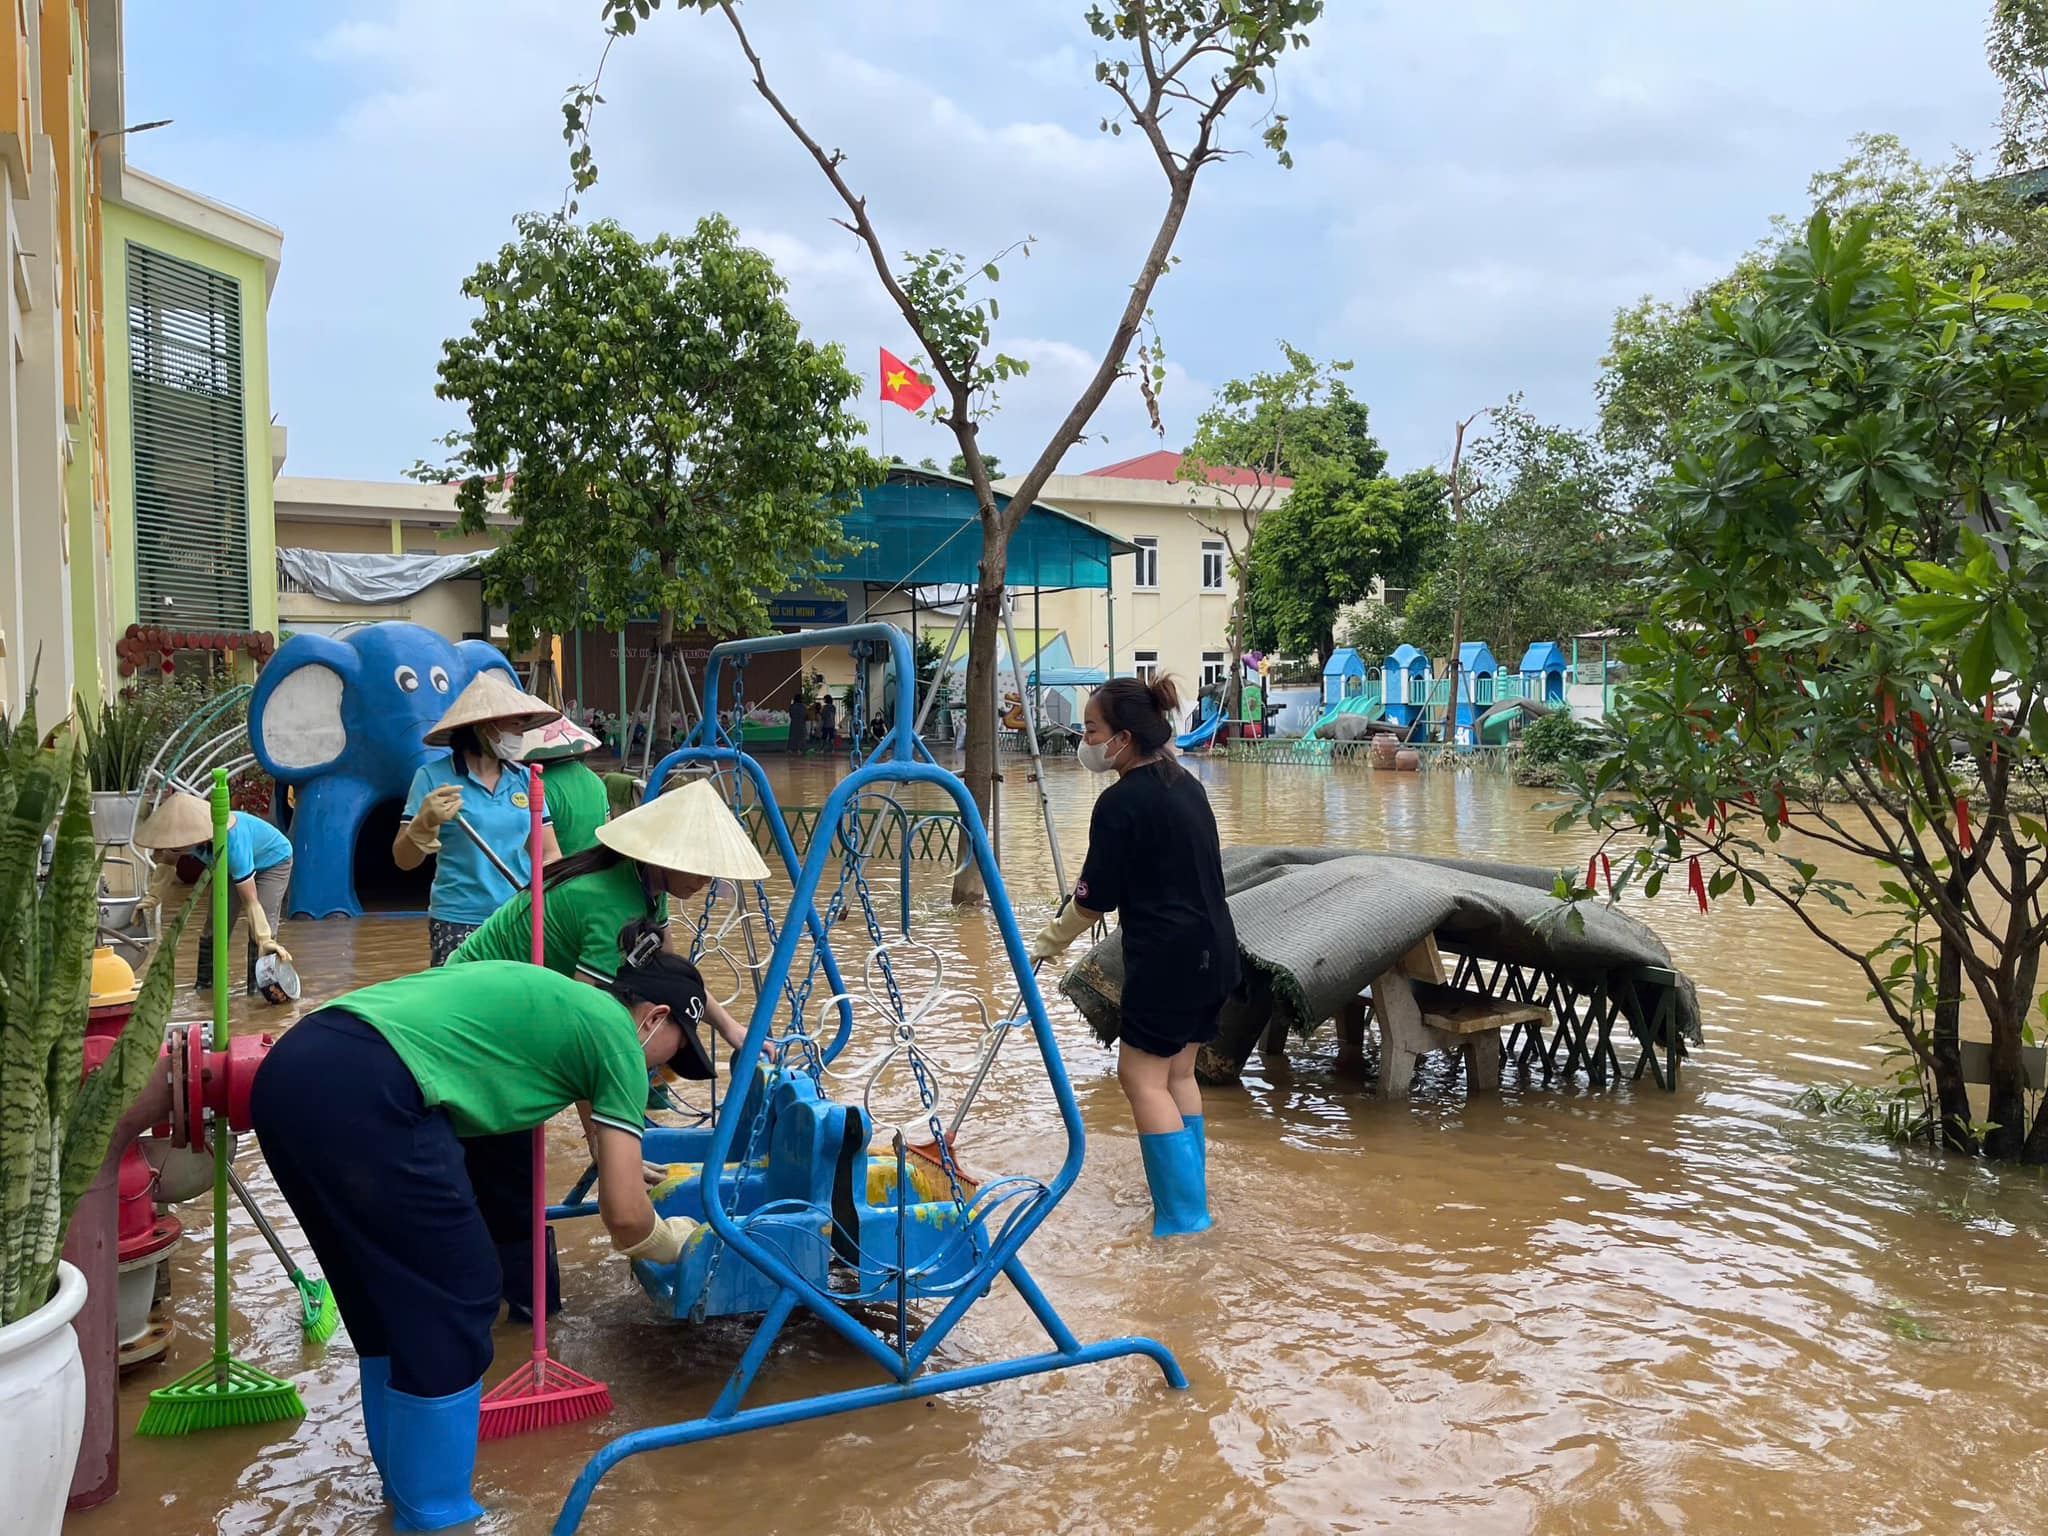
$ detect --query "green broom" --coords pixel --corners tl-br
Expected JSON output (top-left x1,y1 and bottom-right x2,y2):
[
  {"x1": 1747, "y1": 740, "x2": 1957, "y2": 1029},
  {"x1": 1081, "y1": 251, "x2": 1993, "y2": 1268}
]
[
  {"x1": 227, "y1": 1164, "x2": 339, "y2": 1346},
  {"x1": 138, "y1": 770, "x2": 307, "y2": 1435}
]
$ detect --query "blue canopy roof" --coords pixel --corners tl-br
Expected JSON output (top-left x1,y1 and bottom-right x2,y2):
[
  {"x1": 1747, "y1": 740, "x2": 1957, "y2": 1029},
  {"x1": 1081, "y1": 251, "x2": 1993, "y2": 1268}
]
[
  {"x1": 1323, "y1": 647, "x2": 1366, "y2": 679},
  {"x1": 1458, "y1": 641, "x2": 1498, "y2": 675},
  {"x1": 1389, "y1": 643, "x2": 1430, "y2": 673},
  {"x1": 1519, "y1": 640, "x2": 1568, "y2": 673},
  {"x1": 832, "y1": 468, "x2": 1134, "y2": 591}
]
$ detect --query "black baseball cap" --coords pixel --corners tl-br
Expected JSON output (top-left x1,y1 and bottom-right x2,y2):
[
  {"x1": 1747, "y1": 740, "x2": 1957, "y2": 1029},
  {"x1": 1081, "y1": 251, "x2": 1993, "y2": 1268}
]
[{"x1": 611, "y1": 953, "x2": 715, "y2": 1080}]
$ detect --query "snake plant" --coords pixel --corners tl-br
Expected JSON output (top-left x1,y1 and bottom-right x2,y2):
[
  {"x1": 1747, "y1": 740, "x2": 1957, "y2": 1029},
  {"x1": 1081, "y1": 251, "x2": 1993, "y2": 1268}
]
[{"x1": 0, "y1": 692, "x2": 200, "y2": 1325}]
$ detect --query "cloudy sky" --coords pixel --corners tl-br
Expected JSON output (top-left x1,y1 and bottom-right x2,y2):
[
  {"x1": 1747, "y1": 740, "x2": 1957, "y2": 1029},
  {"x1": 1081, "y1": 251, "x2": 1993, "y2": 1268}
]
[{"x1": 125, "y1": 2, "x2": 2003, "y2": 483}]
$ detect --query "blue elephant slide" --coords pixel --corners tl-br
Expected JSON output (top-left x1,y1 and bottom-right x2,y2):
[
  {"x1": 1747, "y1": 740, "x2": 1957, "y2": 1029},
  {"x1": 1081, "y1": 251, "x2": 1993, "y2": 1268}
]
[{"x1": 249, "y1": 622, "x2": 521, "y2": 919}]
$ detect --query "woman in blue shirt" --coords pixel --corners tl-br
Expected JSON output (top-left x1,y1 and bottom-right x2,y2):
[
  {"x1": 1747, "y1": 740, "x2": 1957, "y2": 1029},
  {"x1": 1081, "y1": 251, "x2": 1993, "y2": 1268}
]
[
  {"x1": 392, "y1": 671, "x2": 563, "y2": 966},
  {"x1": 135, "y1": 791, "x2": 295, "y2": 996}
]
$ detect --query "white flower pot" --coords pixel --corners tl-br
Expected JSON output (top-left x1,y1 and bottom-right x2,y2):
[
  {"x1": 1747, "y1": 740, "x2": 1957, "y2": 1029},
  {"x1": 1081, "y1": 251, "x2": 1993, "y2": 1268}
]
[
  {"x1": 0, "y1": 1261, "x2": 88, "y2": 1536},
  {"x1": 88, "y1": 790, "x2": 142, "y2": 846}
]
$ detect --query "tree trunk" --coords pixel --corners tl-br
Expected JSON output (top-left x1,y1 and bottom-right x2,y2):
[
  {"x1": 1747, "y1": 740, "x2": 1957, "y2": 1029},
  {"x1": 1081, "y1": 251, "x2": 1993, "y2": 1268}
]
[
  {"x1": 2025, "y1": 1079, "x2": 2048, "y2": 1163},
  {"x1": 1929, "y1": 917, "x2": 1976, "y2": 1155},
  {"x1": 951, "y1": 523, "x2": 1008, "y2": 905},
  {"x1": 1983, "y1": 990, "x2": 2028, "y2": 1162}
]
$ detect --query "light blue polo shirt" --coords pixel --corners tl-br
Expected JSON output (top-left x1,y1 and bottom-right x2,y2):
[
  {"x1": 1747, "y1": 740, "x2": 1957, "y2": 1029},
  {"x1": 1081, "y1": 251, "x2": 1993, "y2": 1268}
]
[
  {"x1": 404, "y1": 754, "x2": 552, "y2": 925},
  {"x1": 193, "y1": 812, "x2": 294, "y2": 883}
]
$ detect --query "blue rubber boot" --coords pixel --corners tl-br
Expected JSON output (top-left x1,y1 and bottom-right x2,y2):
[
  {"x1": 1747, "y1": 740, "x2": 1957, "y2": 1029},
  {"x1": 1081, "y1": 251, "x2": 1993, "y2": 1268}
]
[
  {"x1": 1138, "y1": 1126, "x2": 1213, "y2": 1237},
  {"x1": 383, "y1": 1379, "x2": 486, "y2": 1531},
  {"x1": 358, "y1": 1356, "x2": 392, "y2": 1499},
  {"x1": 1185, "y1": 1115, "x2": 1206, "y2": 1181}
]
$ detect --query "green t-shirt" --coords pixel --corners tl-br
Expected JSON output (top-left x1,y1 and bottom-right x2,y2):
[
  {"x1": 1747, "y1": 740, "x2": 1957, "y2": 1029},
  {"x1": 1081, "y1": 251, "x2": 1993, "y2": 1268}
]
[
  {"x1": 334, "y1": 961, "x2": 649, "y2": 1139},
  {"x1": 543, "y1": 760, "x2": 611, "y2": 857},
  {"x1": 446, "y1": 858, "x2": 665, "y2": 982}
]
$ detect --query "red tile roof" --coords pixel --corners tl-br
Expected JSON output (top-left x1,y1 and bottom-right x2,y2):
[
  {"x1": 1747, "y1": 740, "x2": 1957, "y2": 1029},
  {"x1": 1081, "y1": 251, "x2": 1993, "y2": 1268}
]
[{"x1": 1083, "y1": 449, "x2": 1292, "y2": 489}]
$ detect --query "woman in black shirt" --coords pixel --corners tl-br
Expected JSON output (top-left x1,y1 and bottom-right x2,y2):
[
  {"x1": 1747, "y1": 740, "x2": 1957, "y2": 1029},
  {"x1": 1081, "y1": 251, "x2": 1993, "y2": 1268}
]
[{"x1": 1031, "y1": 675, "x2": 1237, "y2": 1236}]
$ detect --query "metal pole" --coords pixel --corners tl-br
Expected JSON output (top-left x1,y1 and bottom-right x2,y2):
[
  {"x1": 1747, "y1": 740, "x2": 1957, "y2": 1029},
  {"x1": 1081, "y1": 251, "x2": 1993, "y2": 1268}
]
[
  {"x1": 616, "y1": 629, "x2": 629, "y2": 759},
  {"x1": 914, "y1": 596, "x2": 970, "y2": 740},
  {"x1": 1001, "y1": 590, "x2": 1068, "y2": 892},
  {"x1": 1032, "y1": 583, "x2": 1043, "y2": 731},
  {"x1": 1106, "y1": 593, "x2": 1115, "y2": 679}
]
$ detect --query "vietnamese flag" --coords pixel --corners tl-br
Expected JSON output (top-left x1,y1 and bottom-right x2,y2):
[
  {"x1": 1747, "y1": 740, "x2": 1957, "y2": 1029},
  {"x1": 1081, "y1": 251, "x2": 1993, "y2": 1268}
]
[{"x1": 880, "y1": 348, "x2": 935, "y2": 413}]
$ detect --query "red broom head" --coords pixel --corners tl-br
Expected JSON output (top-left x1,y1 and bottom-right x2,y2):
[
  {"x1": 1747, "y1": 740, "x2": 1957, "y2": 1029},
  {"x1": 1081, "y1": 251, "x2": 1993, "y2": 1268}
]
[{"x1": 478, "y1": 1357, "x2": 612, "y2": 1441}]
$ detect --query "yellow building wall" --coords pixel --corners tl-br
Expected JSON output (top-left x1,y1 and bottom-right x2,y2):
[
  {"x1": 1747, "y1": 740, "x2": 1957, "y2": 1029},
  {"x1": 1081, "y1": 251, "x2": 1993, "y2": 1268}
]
[
  {"x1": 102, "y1": 195, "x2": 278, "y2": 639},
  {"x1": 1005, "y1": 477, "x2": 1243, "y2": 690}
]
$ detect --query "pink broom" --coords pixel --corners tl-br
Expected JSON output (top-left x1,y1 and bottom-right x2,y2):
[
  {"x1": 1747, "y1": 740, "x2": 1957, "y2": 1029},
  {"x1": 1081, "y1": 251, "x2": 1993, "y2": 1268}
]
[{"x1": 480, "y1": 762, "x2": 614, "y2": 1438}]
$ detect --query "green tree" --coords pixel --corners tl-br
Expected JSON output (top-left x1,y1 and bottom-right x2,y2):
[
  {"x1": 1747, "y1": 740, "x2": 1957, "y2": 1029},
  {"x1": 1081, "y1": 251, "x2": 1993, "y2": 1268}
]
[
  {"x1": 1181, "y1": 344, "x2": 1357, "y2": 718},
  {"x1": 1598, "y1": 134, "x2": 2048, "y2": 488},
  {"x1": 424, "y1": 213, "x2": 880, "y2": 740},
  {"x1": 1248, "y1": 466, "x2": 1445, "y2": 663},
  {"x1": 1991, "y1": 0, "x2": 2048, "y2": 171},
  {"x1": 1402, "y1": 404, "x2": 1626, "y2": 668},
  {"x1": 1338, "y1": 600, "x2": 1402, "y2": 668},
  {"x1": 566, "y1": 0, "x2": 1324, "y2": 902},
  {"x1": 1562, "y1": 213, "x2": 2048, "y2": 1164},
  {"x1": 947, "y1": 452, "x2": 999, "y2": 481}
]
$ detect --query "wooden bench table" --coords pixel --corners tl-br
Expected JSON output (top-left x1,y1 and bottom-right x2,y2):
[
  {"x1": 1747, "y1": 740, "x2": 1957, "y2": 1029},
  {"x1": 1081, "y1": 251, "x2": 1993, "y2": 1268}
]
[{"x1": 1335, "y1": 937, "x2": 1550, "y2": 1097}]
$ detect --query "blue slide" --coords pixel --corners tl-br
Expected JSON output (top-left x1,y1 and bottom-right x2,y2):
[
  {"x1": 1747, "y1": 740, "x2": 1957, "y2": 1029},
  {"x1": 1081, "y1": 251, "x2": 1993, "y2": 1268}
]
[{"x1": 1175, "y1": 698, "x2": 1224, "y2": 751}]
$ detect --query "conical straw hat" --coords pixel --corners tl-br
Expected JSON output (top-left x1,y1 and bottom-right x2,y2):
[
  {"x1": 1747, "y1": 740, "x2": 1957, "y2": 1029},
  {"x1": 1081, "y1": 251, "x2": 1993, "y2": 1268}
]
[
  {"x1": 497, "y1": 714, "x2": 601, "y2": 764},
  {"x1": 134, "y1": 792, "x2": 212, "y2": 850},
  {"x1": 597, "y1": 778, "x2": 770, "y2": 882},
  {"x1": 422, "y1": 670, "x2": 559, "y2": 746}
]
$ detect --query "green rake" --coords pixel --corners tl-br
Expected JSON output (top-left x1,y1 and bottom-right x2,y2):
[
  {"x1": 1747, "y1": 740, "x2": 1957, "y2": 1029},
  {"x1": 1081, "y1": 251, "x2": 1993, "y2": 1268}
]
[{"x1": 138, "y1": 771, "x2": 305, "y2": 1436}]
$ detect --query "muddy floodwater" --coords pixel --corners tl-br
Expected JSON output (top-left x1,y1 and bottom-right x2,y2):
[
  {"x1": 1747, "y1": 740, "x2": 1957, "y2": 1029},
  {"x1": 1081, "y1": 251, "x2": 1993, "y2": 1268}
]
[{"x1": 71, "y1": 758, "x2": 2048, "y2": 1535}]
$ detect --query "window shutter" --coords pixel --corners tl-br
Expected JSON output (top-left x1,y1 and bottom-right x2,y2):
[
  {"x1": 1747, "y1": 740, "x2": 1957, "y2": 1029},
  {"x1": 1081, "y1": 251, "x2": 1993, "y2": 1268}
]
[{"x1": 127, "y1": 243, "x2": 250, "y2": 630}]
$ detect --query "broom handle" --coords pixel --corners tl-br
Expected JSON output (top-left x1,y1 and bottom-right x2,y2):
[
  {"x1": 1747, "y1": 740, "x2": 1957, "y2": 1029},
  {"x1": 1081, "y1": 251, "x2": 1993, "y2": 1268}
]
[
  {"x1": 529, "y1": 764, "x2": 549, "y2": 1366},
  {"x1": 454, "y1": 813, "x2": 522, "y2": 889},
  {"x1": 227, "y1": 1163, "x2": 301, "y2": 1277},
  {"x1": 211, "y1": 770, "x2": 231, "y2": 1377}
]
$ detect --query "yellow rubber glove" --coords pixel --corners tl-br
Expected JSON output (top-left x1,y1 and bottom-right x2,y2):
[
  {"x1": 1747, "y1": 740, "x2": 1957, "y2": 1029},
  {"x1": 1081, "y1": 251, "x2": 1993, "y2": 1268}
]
[
  {"x1": 143, "y1": 861, "x2": 181, "y2": 911},
  {"x1": 1028, "y1": 901, "x2": 1097, "y2": 963},
  {"x1": 403, "y1": 784, "x2": 464, "y2": 854},
  {"x1": 245, "y1": 907, "x2": 292, "y2": 965},
  {"x1": 616, "y1": 1213, "x2": 699, "y2": 1266}
]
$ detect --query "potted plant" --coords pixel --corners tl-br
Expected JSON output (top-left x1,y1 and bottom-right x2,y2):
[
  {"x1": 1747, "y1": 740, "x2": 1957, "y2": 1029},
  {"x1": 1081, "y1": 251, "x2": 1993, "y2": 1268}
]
[
  {"x1": 76, "y1": 691, "x2": 169, "y2": 845},
  {"x1": 0, "y1": 694, "x2": 194, "y2": 1531}
]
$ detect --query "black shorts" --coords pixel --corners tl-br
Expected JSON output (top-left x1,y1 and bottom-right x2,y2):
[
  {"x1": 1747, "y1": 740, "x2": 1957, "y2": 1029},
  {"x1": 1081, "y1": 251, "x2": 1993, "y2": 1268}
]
[{"x1": 1119, "y1": 1005, "x2": 1222, "y2": 1060}]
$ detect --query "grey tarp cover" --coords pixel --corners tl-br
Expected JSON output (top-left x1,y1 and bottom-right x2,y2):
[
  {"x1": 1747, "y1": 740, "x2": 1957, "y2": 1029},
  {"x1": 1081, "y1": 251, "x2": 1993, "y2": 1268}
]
[
  {"x1": 1061, "y1": 845, "x2": 1702, "y2": 1048},
  {"x1": 276, "y1": 547, "x2": 491, "y2": 605},
  {"x1": 1316, "y1": 713, "x2": 1382, "y2": 742}
]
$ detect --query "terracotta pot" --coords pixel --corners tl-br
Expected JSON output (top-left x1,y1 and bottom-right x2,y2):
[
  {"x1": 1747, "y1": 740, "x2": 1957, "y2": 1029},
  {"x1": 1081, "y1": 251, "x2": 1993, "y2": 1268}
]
[
  {"x1": 1394, "y1": 748, "x2": 1422, "y2": 773},
  {"x1": 1367, "y1": 738, "x2": 1398, "y2": 771}
]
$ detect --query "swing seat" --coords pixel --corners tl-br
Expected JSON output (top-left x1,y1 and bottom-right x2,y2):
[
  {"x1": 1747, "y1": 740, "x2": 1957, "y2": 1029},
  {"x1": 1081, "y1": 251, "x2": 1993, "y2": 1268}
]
[{"x1": 631, "y1": 1065, "x2": 1008, "y2": 1319}]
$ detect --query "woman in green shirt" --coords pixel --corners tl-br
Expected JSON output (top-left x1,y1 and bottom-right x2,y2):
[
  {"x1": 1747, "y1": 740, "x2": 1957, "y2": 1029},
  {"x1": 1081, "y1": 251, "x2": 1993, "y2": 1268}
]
[
  {"x1": 446, "y1": 776, "x2": 769, "y2": 1321},
  {"x1": 251, "y1": 955, "x2": 708, "y2": 1533}
]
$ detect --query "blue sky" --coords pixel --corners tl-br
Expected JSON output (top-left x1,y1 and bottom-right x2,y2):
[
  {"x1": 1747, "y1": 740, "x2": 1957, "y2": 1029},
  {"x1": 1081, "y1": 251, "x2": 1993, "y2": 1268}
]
[{"x1": 124, "y1": 2, "x2": 2003, "y2": 483}]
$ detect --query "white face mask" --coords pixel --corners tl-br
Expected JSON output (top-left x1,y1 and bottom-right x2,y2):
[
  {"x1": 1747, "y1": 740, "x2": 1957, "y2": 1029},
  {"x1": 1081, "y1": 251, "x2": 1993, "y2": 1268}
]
[
  {"x1": 481, "y1": 725, "x2": 529, "y2": 762},
  {"x1": 1078, "y1": 737, "x2": 1120, "y2": 774}
]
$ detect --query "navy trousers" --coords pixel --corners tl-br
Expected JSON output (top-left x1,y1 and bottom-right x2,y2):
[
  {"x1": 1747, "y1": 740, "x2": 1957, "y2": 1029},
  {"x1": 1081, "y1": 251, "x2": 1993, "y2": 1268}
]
[{"x1": 251, "y1": 1008, "x2": 500, "y2": 1397}]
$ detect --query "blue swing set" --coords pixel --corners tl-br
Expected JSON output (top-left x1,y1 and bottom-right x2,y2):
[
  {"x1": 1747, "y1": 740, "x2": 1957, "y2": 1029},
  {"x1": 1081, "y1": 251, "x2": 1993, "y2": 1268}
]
[{"x1": 544, "y1": 624, "x2": 1185, "y2": 1535}]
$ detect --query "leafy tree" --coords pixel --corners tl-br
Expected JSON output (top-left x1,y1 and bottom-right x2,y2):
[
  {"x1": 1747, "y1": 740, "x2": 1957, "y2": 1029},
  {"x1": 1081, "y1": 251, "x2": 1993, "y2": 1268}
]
[
  {"x1": 566, "y1": 0, "x2": 1325, "y2": 902},
  {"x1": 1338, "y1": 600, "x2": 1403, "y2": 668},
  {"x1": 1598, "y1": 134, "x2": 2048, "y2": 489},
  {"x1": 1180, "y1": 344, "x2": 1355, "y2": 718},
  {"x1": 1561, "y1": 213, "x2": 2048, "y2": 1164},
  {"x1": 423, "y1": 213, "x2": 880, "y2": 741},
  {"x1": 947, "y1": 452, "x2": 999, "y2": 481},
  {"x1": 1247, "y1": 466, "x2": 1444, "y2": 664},
  {"x1": 1991, "y1": 0, "x2": 2048, "y2": 171},
  {"x1": 1402, "y1": 404, "x2": 1626, "y2": 668}
]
